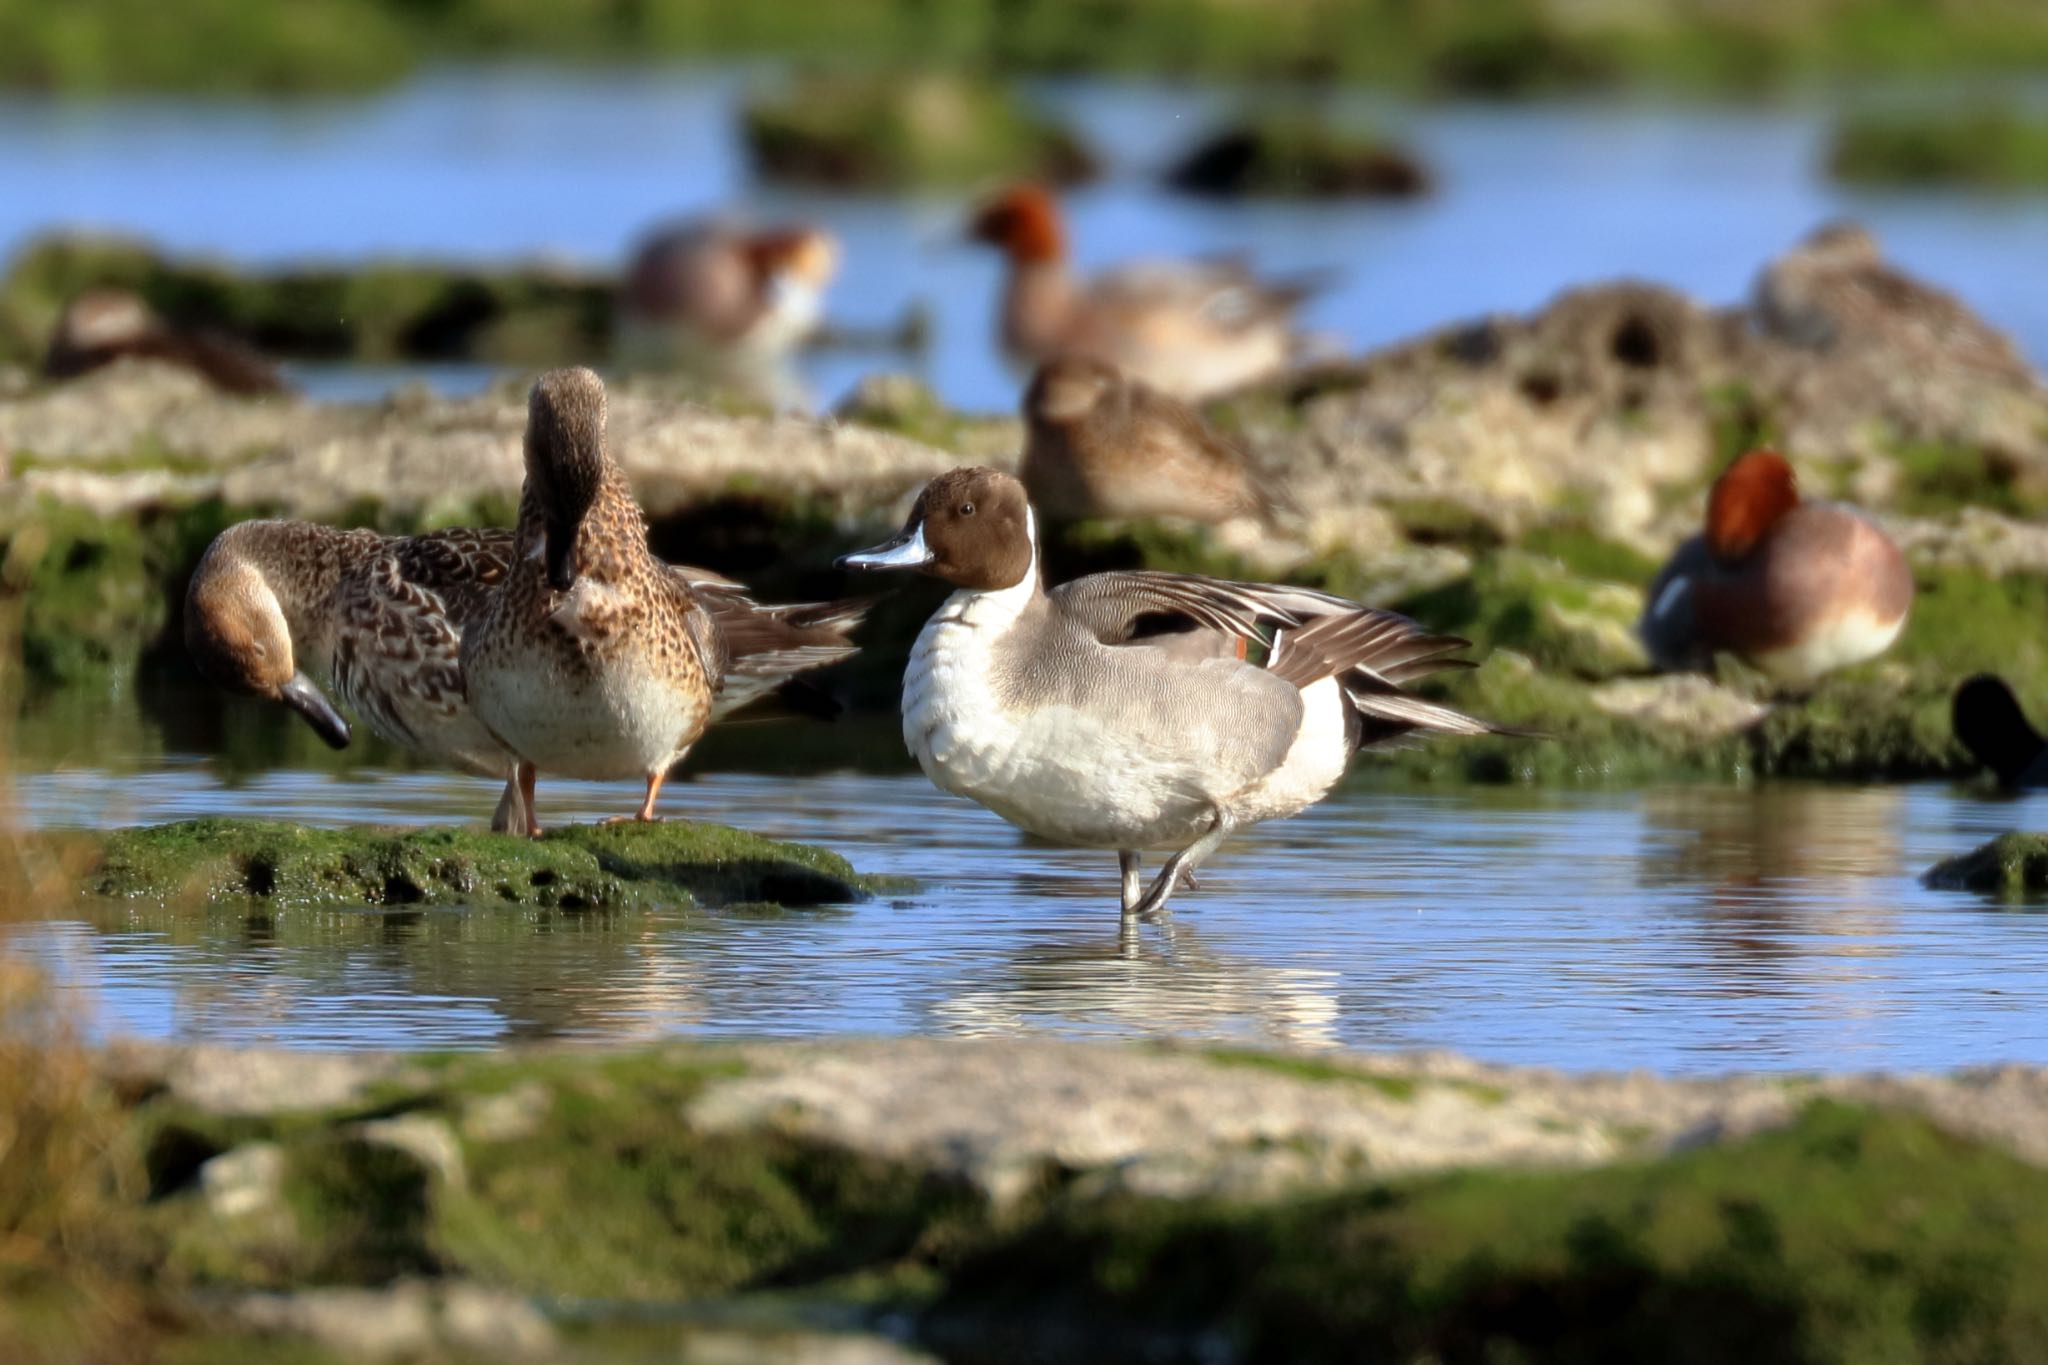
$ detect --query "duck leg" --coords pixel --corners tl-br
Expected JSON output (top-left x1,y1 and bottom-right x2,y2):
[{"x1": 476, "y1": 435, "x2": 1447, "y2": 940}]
[
  {"x1": 517, "y1": 762, "x2": 542, "y2": 838},
  {"x1": 1119, "y1": 850, "x2": 1145, "y2": 914},
  {"x1": 603, "y1": 771, "x2": 667, "y2": 825},
  {"x1": 1126, "y1": 805, "x2": 1235, "y2": 920},
  {"x1": 490, "y1": 779, "x2": 518, "y2": 834}
]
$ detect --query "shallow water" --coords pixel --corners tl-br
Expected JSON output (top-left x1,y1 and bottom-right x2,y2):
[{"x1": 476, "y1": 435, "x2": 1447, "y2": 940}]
[
  {"x1": 3, "y1": 67, "x2": 2045, "y2": 411},
  {"x1": 14, "y1": 732, "x2": 2048, "y2": 1074}
]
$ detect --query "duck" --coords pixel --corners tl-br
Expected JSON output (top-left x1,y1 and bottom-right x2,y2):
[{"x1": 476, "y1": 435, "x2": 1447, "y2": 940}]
[
  {"x1": 615, "y1": 218, "x2": 840, "y2": 366},
  {"x1": 1639, "y1": 448, "x2": 1913, "y2": 685},
  {"x1": 966, "y1": 183, "x2": 1321, "y2": 401},
  {"x1": 45, "y1": 287, "x2": 287, "y2": 396},
  {"x1": 837, "y1": 466, "x2": 1516, "y2": 918},
  {"x1": 1020, "y1": 355, "x2": 1281, "y2": 526},
  {"x1": 1753, "y1": 222, "x2": 2033, "y2": 382},
  {"x1": 189, "y1": 520, "x2": 867, "y2": 834},
  {"x1": 461, "y1": 368, "x2": 734, "y2": 835},
  {"x1": 1952, "y1": 674, "x2": 2048, "y2": 789}
]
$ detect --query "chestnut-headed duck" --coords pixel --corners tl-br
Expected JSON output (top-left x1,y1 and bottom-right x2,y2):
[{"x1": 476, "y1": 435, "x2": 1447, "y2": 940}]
[
  {"x1": 1640, "y1": 449, "x2": 1913, "y2": 685},
  {"x1": 839, "y1": 467, "x2": 1516, "y2": 918},
  {"x1": 967, "y1": 184, "x2": 1321, "y2": 401},
  {"x1": 616, "y1": 219, "x2": 840, "y2": 364}
]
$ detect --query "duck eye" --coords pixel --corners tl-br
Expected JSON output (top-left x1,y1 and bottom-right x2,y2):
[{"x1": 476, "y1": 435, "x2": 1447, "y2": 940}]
[{"x1": 960, "y1": 502, "x2": 976, "y2": 517}]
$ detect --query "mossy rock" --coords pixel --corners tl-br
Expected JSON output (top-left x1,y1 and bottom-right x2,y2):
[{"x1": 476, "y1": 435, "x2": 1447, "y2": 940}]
[
  {"x1": 1166, "y1": 116, "x2": 1429, "y2": 199},
  {"x1": 1925, "y1": 833, "x2": 2048, "y2": 897},
  {"x1": 930, "y1": 1101, "x2": 2048, "y2": 1362},
  {"x1": 741, "y1": 72, "x2": 1095, "y2": 190},
  {"x1": 0, "y1": 234, "x2": 612, "y2": 368},
  {"x1": 1831, "y1": 105, "x2": 2048, "y2": 189},
  {"x1": 78, "y1": 817, "x2": 890, "y2": 910}
]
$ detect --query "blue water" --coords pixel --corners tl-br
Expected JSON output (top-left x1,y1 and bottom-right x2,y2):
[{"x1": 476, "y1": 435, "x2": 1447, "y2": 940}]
[
  {"x1": 3, "y1": 67, "x2": 2045, "y2": 410},
  {"x1": 14, "y1": 758, "x2": 2048, "y2": 1075}
]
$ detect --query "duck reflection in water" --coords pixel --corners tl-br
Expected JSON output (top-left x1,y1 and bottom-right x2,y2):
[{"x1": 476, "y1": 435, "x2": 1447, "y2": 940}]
[
  {"x1": 928, "y1": 915, "x2": 1341, "y2": 1051},
  {"x1": 1635, "y1": 785, "x2": 1909, "y2": 984}
]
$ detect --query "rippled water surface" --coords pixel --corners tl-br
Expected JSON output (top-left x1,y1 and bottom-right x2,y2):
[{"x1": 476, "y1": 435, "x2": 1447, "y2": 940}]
[
  {"x1": 3, "y1": 68, "x2": 2045, "y2": 410},
  {"x1": 14, "y1": 740, "x2": 2048, "y2": 1073}
]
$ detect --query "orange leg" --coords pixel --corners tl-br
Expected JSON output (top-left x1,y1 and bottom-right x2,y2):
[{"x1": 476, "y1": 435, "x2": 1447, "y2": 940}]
[
  {"x1": 604, "y1": 771, "x2": 666, "y2": 825},
  {"x1": 518, "y1": 762, "x2": 542, "y2": 838}
]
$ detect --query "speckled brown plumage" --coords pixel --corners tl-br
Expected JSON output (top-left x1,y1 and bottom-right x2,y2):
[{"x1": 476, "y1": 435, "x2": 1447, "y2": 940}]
[
  {"x1": 1021, "y1": 356, "x2": 1280, "y2": 525},
  {"x1": 188, "y1": 512, "x2": 868, "y2": 831},
  {"x1": 1754, "y1": 222, "x2": 2034, "y2": 383},
  {"x1": 462, "y1": 368, "x2": 722, "y2": 834}
]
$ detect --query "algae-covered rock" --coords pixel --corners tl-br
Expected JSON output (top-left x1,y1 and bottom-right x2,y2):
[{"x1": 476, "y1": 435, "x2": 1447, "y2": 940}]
[
  {"x1": 81, "y1": 817, "x2": 884, "y2": 910},
  {"x1": 741, "y1": 72, "x2": 1095, "y2": 190},
  {"x1": 77, "y1": 1038, "x2": 2048, "y2": 1361},
  {"x1": 0, "y1": 233, "x2": 612, "y2": 369},
  {"x1": 1925, "y1": 833, "x2": 2048, "y2": 896},
  {"x1": 1166, "y1": 117, "x2": 1429, "y2": 199},
  {"x1": 1831, "y1": 105, "x2": 2048, "y2": 189}
]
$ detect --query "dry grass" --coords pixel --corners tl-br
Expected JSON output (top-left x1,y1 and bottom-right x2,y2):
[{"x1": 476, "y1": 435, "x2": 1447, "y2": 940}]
[{"x1": 0, "y1": 599, "x2": 146, "y2": 1361}]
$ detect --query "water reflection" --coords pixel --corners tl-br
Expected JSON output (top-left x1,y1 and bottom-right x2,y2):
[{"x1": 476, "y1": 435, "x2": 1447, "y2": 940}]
[
  {"x1": 927, "y1": 921, "x2": 1341, "y2": 1049},
  {"x1": 15, "y1": 760, "x2": 2048, "y2": 1073}
]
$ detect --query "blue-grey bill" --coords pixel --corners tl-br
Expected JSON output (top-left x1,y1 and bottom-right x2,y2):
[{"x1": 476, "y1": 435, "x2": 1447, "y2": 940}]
[
  {"x1": 279, "y1": 672, "x2": 352, "y2": 749},
  {"x1": 836, "y1": 523, "x2": 932, "y2": 571}
]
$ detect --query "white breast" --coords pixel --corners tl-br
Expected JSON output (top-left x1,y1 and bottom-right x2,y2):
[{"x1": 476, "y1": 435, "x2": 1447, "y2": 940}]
[
  {"x1": 902, "y1": 576, "x2": 1281, "y2": 850},
  {"x1": 1751, "y1": 608, "x2": 1906, "y2": 684}
]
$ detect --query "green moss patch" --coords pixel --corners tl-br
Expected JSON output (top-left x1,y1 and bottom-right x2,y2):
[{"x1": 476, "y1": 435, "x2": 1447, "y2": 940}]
[
  {"x1": 1925, "y1": 833, "x2": 2048, "y2": 898},
  {"x1": 1831, "y1": 105, "x2": 2048, "y2": 190},
  {"x1": 0, "y1": 234, "x2": 610, "y2": 369},
  {"x1": 76, "y1": 817, "x2": 887, "y2": 910},
  {"x1": 1, "y1": 495, "x2": 237, "y2": 691},
  {"x1": 931, "y1": 1101, "x2": 2048, "y2": 1363},
  {"x1": 49, "y1": 1043, "x2": 2048, "y2": 1361},
  {"x1": 741, "y1": 72, "x2": 1094, "y2": 190}
]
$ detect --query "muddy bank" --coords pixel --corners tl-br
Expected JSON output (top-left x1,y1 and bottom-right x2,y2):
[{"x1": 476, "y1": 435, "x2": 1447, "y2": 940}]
[{"x1": 18, "y1": 1037, "x2": 2048, "y2": 1361}]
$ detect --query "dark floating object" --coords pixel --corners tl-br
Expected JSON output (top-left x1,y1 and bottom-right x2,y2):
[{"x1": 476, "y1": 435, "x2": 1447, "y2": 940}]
[
  {"x1": 1953, "y1": 673, "x2": 2048, "y2": 789},
  {"x1": 1166, "y1": 120, "x2": 1430, "y2": 200}
]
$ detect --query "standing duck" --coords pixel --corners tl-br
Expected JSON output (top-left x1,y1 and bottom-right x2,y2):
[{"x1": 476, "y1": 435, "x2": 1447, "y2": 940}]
[
  {"x1": 967, "y1": 184, "x2": 1320, "y2": 401},
  {"x1": 1639, "y1": 449, "x2": 1913, "y2": 684},
  {"x1": 615, "y1": 218, "x2": 840, "y2": 367},
  {"x1": 46, "y1": 287, "x2": 286, "y2": 395},
  {"x1": 838, "y1": 467, "x2": 1516, "y2": 918},
  {"x1": 187, "y1": 520, "x2": 869, "y2": 830},
  {"x1": 1021, "y1": 356, "x2": 1281, "y2": 526},
  {"x1": 463, "y1": 369, "x2": 727, "y2": 834}
]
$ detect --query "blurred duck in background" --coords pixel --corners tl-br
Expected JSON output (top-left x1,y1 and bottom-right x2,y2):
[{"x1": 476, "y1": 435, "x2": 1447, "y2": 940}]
[
  {"x1": 1020, "y1": 356, "x2": 1284, "y2": 528},
  {"x1": 614, "y1": 218, "x2": 840, "y2": 380},
  {"x1": 45, "y1": 287, "x2": 286, "y2": 395},
  {"x1": 1754, "y1": 221, "x2": 2035, "y2": 382},
  {"x1": 187, "y1": 517, "x2": 869, "y2": 832},
  {"x1": 1639, "y1": 449, "x2": 1913, "y2": 685},
  {"x1": 1952, "y1": 675, "x2": 2048, "y2": 789},
  {"x1": 967, "y1": 183, "x2": 1323, "y2": 401}
]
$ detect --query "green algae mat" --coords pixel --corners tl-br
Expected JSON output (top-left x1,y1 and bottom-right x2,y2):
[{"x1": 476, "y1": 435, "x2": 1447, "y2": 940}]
[
  {"x1": 21, "y1": 1042, "x2": 2048, "y2": 1364},
  {"x1": 62, "y1": 817, "x2": 900, "y2": 910}
]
